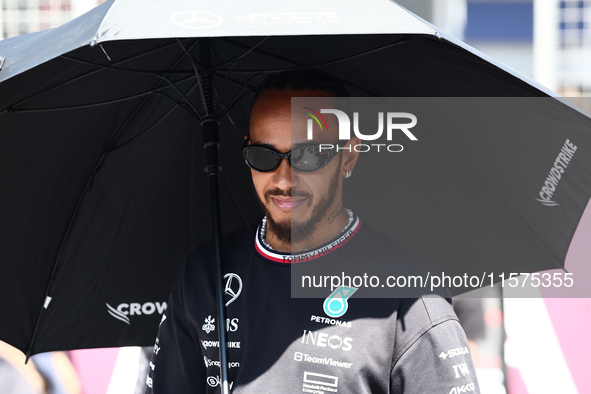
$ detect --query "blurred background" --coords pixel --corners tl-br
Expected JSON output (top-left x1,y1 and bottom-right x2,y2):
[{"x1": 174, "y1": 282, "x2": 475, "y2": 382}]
[{"x1": 1, "y1": 0, "x2": 590, "y2": 393}]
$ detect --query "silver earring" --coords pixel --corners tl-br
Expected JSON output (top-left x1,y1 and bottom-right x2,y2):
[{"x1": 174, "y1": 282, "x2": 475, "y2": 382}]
[{"x1": 345, "y1": 171, "x2": 351, "y2": 179}]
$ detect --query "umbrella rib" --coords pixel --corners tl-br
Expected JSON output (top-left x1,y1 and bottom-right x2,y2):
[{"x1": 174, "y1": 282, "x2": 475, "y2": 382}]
[
  {"x1": 220, "y1": 105, "x2": 245, "y2": 139},
  {"x1": 212, "y1": 37, "x2": 269, "y2": 71},
  {"x1": 25, "y1": 93, "x2": 155, "y2": 357},
  {"x1": 109, "y1": 85, "x2": 201, "y2": 151},
  {"x1": 417, "y1": 126, "x2": 565, "y2": 267},
  {"x1": 100, "y1": 40, "x2": 203, "y2": 152},
  {"x1": 217, "y1": 36, "x2": 411, "y2": 74},
  {"x1": 108, "y1": 97, "x2": 184, "y2": 152},
  {"x1": 157, "y1": 74, "x2": 202, "y2": 119},
  {"x1": 222, "y1": 67, "x2": 376, "y2": 99},
  {"x1": 210, "y1": 74, "x2": 248, "y2": 138},
  {"x1": 3, "y1": 79, "x2": 195, "y2": 113},
  {"x1": 176, "y1": 39, "x2": 209, "y2": 117},
  {"x1": 2, "y1": 40, "x2": 183, "y2": 113},
  {"x1": 211, "y1": 35, "x2": 386, "y2": 121},
  {"x1": 176, "y1": 38, "x2": 205, "y2": 69},
  {"x1": 25, "y1": 148, "x2": 111, "y2": 360},
  {"x1": 209, "y1": 47, "x2": 257, "y2": 227},
  {"x1": 215, "y1": 37, "x2": 269, "y2": 99},
  {"x1": 5, "y1": 39, "x2": 203, "y2": 115},
  {"x1": 45, "y1": 36, "x2": 409, "y2": 77},
  {"x1": 209, "y1": 46, "x2": 249, "y2": 139},
  {"x1": 59, "y1": 55, "x2": 190, "y2": 75},
  {"x1": 24, "y1": 43, "x2": 200, "y2": 357},
  {"x1": 219, "y1": 74, "x2": 262, "y2": 119}
]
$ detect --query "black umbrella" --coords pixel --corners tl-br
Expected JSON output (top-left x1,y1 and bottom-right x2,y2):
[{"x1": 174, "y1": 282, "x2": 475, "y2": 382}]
[{"x1": 1, "y1": 1, "x2": 589, "y2": 383}]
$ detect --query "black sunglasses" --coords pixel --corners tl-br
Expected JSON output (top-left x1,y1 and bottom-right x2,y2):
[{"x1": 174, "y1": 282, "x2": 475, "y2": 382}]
[{"x1": 242, "y1": 144, "x2": 339, "y2": 172}]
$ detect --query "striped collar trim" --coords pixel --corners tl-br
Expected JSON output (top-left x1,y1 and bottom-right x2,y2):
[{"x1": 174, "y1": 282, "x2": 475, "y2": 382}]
[{"x1": 255, "y1": 216, "x2": 361, "y2": 264}]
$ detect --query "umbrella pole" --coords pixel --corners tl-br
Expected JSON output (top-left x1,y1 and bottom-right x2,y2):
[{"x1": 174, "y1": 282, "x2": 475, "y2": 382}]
[{"x1": 200, "y1": 39, "x2": 231, "y2": 394}]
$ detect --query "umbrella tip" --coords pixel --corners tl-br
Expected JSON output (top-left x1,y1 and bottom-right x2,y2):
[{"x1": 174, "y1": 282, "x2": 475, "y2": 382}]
[
  {"x1": 434, "y1": 31, "x2": 442, "y2": 39},
  {"x1": 90, "y1": 39, "x2": 97, "y2": 47},
  {"x1": 0, "y1": 56, "x2": 5, "y2": 71}
]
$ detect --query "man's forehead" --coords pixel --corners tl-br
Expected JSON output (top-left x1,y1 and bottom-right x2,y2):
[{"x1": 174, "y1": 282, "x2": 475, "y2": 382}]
[{"x1": 249, "y1": 89, "x2": 339, "y2": 144}]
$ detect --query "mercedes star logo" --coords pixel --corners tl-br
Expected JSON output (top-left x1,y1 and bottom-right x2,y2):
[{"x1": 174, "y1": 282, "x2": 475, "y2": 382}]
[
  {"x1": 224, "y1": 273, "x2": 242, "y2": 307},
  {"x1": 170, "y1": 11, "x2": 223, "y2": 29}
]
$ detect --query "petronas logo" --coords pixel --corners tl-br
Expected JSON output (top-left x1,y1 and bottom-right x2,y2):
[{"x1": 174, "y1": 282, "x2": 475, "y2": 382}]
[{"x1": 323, "y1": 286, "x2": 357, "y2": 318}]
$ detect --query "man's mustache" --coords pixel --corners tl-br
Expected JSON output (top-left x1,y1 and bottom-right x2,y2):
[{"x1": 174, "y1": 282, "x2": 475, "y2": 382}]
[{"x1": 265, "y1": 188, "x2": 311, "y2": 200}]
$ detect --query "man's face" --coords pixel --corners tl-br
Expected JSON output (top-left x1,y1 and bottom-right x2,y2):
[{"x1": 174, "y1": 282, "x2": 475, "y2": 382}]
[{"x1": 248, "y1": 88, "x2": 344, "y2": 244}]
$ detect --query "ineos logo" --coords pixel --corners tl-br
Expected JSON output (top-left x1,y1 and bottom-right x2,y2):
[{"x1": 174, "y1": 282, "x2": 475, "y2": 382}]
[
  {"x1": 224, "y1": 273, "x2": 242, "y2": 307},
  {"x1": 170, "y1": 11, "x2": 223, "y2": 29},
  {"x1": 301, "y1": 330, "x2": 353, "y2": 351}
]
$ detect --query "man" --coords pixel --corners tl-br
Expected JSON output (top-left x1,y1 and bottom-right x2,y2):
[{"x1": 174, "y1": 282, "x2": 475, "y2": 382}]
[{"x1": 146, "y1": 71, "x2": 479, "y2": 393}]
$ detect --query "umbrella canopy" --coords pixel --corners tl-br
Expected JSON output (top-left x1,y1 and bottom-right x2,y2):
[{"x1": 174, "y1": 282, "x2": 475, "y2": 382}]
[{"x1": 1, "y1": 0, "x2": 590, "y2": 357}]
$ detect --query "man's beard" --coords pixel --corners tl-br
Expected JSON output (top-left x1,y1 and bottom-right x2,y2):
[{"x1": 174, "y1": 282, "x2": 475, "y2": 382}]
[{"x1": 259, "y1": 157, "x2": 342, "y2": 245}]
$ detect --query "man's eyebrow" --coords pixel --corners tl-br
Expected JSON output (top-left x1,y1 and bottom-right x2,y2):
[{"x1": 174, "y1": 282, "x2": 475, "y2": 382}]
[
  {"x1": 248, "y1": 141, "x2": 329, "y2": 150},
  {"x1": 292, "y1": 141, "x2": 326, "y2": 149},
  {"x1": 248, "y1": 142, "x2": 277, "y2": 150}
]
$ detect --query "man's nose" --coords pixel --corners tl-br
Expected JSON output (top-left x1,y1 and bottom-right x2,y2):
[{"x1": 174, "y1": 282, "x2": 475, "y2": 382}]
[{"x1": 273, "y1": 158, "x2": 297, "y2": 188}]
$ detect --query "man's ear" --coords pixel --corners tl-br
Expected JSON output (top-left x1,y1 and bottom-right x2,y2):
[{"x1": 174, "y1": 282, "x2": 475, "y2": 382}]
[{"x1": 341, "y1": 137, "x2": 361, "y2": 177}]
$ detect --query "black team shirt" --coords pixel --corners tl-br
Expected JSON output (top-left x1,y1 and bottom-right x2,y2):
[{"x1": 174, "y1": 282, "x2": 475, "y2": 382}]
[{"x1": 146, "y1": 215, "x2": 480, "y2": 393}]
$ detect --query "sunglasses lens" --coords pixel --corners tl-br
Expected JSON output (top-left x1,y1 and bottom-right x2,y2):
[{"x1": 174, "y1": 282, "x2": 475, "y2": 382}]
[
  {"x1": 244, "y1": 146, "x2": 280, "y2": 172},
  {"x1": 244, "y1": 145, "x2": 334, "y2": 172},
  {"x1": 290, "y1": 146, "x2": 332, "y2": 172}
]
